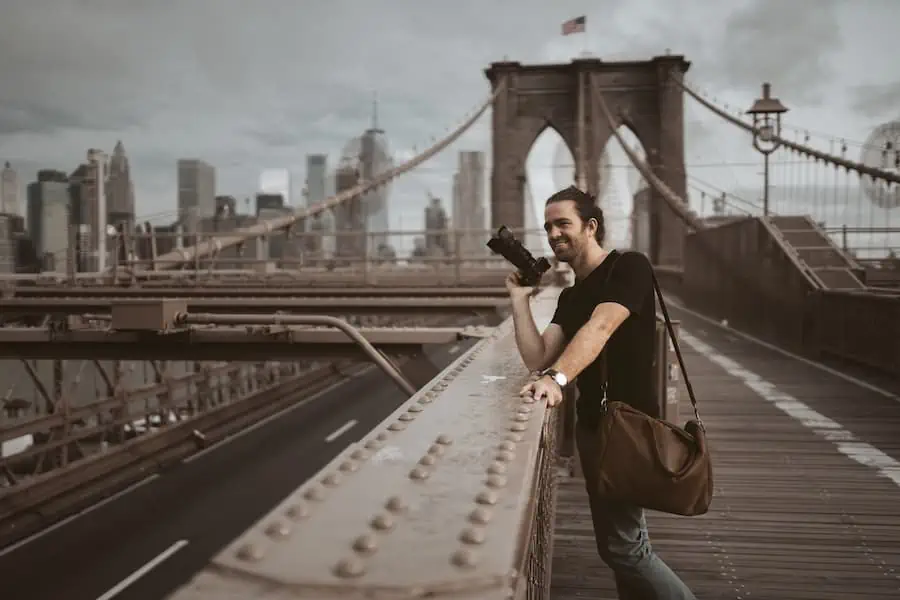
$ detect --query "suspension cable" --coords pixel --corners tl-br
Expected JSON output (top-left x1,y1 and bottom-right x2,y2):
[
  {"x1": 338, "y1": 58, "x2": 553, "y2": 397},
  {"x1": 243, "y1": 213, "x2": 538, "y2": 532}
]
[{"x1": 148, "y1": 82, "x2": 507, "y2": 270}]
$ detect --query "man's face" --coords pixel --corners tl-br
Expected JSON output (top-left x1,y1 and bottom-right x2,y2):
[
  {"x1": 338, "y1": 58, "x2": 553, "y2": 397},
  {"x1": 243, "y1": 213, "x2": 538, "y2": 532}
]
[{"x1": 543, "y1": 200, "x2": 594, "y2": 263}]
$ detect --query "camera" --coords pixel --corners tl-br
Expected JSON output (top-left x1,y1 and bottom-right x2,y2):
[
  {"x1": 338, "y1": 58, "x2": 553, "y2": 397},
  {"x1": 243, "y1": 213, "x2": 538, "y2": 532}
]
[{"x1": 486, "y1": 226, "x2": 551, "y2": 287}]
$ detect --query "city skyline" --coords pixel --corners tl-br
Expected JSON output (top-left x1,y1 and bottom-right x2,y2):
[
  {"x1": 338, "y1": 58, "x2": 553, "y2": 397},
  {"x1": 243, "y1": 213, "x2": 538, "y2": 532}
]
[{"x1": 0, "y1": 1, "x2": 896, "y2": 236}]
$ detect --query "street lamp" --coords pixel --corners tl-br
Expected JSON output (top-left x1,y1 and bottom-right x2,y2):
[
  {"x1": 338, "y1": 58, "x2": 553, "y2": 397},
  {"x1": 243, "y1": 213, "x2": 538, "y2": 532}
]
[{"x1": 746, "y1": 82, "x2": 789, "y2": 216}]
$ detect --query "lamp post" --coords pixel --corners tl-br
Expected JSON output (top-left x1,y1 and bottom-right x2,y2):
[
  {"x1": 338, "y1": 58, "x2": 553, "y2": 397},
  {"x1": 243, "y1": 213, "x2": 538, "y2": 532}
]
[{"x1": 746, "y1": 82, "x2": 789, "y2": 216}]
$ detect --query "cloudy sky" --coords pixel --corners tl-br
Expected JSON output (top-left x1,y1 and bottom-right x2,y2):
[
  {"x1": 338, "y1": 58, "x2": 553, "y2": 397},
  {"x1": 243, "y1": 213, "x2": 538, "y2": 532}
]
[{"x1": 0, "y1": 0, "x2": 897, "y2": 244}]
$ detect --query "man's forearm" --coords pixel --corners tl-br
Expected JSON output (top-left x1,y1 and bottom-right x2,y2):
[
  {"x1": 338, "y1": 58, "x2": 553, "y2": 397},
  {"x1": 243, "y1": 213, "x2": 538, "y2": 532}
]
[
  {"x1": 551, "y1": 316, "x2": 612, "y2": 381},
  {"x1": 510, "y1": 295, "x2": 545, "y2": 371}
]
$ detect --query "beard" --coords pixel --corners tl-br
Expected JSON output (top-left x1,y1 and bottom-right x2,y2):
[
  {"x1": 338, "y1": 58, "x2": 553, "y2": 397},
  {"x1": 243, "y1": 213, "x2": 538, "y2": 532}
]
[{"x1": 550, "y1": 238, "x2": 576, "y2": 262}]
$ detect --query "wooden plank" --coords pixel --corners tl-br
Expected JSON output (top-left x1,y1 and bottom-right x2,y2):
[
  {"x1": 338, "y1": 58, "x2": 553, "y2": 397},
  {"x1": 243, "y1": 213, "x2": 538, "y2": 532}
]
[{"x1": 550, "y1": 336, "x2": 900, "y2": 600}]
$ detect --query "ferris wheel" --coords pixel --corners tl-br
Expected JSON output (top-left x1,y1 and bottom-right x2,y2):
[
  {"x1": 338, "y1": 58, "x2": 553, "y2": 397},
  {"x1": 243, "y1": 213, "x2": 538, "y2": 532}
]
[{"x1": 859, "y1": 121, "x2": 900, "y2": 210}]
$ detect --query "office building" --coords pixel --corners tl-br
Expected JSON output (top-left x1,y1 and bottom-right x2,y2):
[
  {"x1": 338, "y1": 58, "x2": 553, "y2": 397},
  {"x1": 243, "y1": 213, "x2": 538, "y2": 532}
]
[
  {"x1": 177, "y1": 159, "x2": 216, "y2": 232},
  {"x1": 27, "y1": 170, "x2": 70, "y2": 271},
  {"x1": 305, "y1": 154, "x2": 327, "y2": 207},
  {"x1": 68, "y1": 149, "x2": 109, "y2": 272},
  {"x1": 452, "y1": 151, "x2": 486, "y2": 258},
  {"x1": 106, "y1": 141, "x2": 136, "y2": 230},
  {"x1": 1, "y1": 162, "x2": 20, "y2": 216}
]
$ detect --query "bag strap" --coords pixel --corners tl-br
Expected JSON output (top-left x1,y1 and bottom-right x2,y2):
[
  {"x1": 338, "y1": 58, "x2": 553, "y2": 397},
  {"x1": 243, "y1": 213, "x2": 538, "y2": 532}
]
[{"x1": 650, "y1": 268, "x2": 703, "y2": 427}]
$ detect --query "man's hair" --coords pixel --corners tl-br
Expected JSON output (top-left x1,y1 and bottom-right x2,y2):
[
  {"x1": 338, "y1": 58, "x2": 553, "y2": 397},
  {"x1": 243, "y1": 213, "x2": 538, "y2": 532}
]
[{"x1": 545, "y1": 185, "x2": 606, "y2": 245}]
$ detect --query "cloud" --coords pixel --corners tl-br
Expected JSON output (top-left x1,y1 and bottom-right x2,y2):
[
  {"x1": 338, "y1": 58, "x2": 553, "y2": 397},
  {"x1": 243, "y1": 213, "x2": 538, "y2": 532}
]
[
  {"x1": 704, "y1": 0, "x2": 843, "y2": 105},
  {"x1": 0, "y1": 0, "x2": 894, "y2": 245},
  {"x1": 850, "y1": 81, "x2": 900, "y2": 121}
]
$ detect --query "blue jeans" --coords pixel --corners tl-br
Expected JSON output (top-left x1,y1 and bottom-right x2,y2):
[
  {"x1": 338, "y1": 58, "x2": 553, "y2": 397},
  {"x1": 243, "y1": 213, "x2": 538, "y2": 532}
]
[{"x1": 576, "y1": 424, "x2": 697, "y2": 600}]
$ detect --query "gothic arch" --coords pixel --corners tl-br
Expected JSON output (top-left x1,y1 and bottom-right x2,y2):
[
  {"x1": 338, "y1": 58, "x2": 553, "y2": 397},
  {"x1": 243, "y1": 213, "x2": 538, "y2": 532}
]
[{"x1": 486, "y1": 56, "x2": 690, "y2": 265}]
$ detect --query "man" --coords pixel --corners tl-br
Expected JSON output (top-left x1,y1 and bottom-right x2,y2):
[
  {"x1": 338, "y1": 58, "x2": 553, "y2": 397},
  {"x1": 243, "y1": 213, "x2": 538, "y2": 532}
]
[{"x1": 507, "y1": 185, "x2": 695, "y2": 600}]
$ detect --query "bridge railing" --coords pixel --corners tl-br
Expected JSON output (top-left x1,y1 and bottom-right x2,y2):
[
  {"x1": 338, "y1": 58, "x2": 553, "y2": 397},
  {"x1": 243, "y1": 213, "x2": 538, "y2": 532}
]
[{"x1": 167, "y1": 288, "x2": 565, "y2": 600}]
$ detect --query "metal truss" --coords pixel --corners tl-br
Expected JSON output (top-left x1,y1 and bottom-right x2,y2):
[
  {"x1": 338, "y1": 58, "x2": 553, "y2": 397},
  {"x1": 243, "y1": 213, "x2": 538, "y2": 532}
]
[{"x1": 0, "y1": 296, "x2": 510, "y2": 318}]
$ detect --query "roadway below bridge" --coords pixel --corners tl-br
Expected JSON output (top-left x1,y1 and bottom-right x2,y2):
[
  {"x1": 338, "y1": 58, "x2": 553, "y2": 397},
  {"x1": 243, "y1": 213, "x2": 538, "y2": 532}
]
[{"x1": 0, "y1": 338, "x2": 476, "y2": 600}]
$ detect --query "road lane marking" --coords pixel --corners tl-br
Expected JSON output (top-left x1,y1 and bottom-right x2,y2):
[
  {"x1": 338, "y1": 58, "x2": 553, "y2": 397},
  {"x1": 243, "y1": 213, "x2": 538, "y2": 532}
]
[
  {"x1": 184, "y1": 367, "x2": 371, "y2": 463},
  {"x1": 680, "y1": 330, "x2": 900, "y2": 488},
  {"x1": 448, "y1": 344, "x2": 460, "y2": 354},
  {"x1": 0, "y1": 473, "x2": 160, "y2": 558},
  {"x1": 95, "y1": 539, "x2": 189, "y2": 600},
  {"x1": 325, "y1": 419, "x2": 358, "y2": 443},
  {"x1": 665, "y1": 295, "x2": 899, "y2": 402},
  {"x1": 1, "y1": 368, "x2": 373, "y2": 558}
]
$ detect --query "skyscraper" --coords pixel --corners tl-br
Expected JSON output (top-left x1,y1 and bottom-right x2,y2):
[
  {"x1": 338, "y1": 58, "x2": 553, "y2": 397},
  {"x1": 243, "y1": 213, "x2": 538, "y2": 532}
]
[
  {"x1": 334, "y1": 165, "x2": 363, "y2": 259},
  {"x1": 305, "y1": 154, "x2": 327, "y2": 207},
  {"x1": 106, "y1": 141, "x2": 136, "y2": 230},
  {"x1": 68, "y1": 149, "x2": 109, "y2": 271},
  {"x1": 1, "y1": 162, "x2": 20, "y2": 215},
  {"x1": 27, "y1": 170, "x2": 70, "y2": 271},
  {"x1": 334, "y1": 96, "x2": 394, "y2": 256},
  {"x1": 453, "y1": 151, "x2": 486, "y2": 257},
  {"x1": 177, "y1": 159, "x2": 216, "y2": 232}
]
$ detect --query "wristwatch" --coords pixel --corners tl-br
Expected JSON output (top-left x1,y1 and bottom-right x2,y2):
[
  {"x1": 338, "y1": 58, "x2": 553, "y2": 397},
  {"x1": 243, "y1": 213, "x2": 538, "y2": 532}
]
[{"x1": 541, "y1": 368, "x2": 568, "y2": 388}]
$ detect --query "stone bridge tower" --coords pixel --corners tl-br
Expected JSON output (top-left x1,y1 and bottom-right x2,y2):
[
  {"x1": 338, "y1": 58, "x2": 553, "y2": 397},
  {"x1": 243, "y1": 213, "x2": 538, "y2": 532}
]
[{"x1": 485, "y1": 56, "x2": 690, "y2": 266}]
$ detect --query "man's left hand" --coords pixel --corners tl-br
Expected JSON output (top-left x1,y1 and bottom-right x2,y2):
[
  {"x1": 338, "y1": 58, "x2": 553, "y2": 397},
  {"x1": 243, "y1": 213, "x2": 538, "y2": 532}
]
[{"x1": 519, "y1": 375, "x2": 563, "y2": 407}]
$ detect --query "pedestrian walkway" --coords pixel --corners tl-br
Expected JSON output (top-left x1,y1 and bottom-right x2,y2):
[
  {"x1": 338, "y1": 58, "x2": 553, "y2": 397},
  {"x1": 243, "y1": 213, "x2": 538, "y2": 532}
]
[{"x1": 551, "y1": 304, "x2": 900, "y2": 600}]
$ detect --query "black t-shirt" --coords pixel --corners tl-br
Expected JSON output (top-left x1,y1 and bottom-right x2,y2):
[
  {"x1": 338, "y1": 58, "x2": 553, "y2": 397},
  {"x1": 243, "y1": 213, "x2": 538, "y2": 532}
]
[{"x1": 550, "y1": 250, "x2": 657, "y2": 429}]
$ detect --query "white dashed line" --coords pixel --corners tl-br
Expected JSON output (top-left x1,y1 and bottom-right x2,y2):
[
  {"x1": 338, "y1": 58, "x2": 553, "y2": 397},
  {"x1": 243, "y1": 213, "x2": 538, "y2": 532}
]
[
  {"x1": 96, "y1": 539, "x2": 189, "y2": 600},
  {"x1": 325, "y1": 419, "x2": 357, "y2": 443},
  {"x1": 680, "y1": 330, "x2": 900, "y2": 488}
]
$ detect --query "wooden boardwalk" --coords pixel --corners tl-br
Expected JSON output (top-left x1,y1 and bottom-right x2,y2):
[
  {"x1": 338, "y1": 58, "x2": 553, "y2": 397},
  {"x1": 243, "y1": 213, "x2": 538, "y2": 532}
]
[{"x1": 551, "y1": 309, "x2": 900, "y2": 600}]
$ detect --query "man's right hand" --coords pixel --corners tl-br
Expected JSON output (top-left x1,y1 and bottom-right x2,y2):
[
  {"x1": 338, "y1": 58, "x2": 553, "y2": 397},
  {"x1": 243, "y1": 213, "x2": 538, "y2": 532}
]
[{"x1": 505, "y1": 272, "x2": 533, "y2": 301}]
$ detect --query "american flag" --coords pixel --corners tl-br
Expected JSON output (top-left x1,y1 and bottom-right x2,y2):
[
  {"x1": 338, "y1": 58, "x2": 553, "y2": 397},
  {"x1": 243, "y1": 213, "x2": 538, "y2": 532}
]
[{"x1": 561, "y1": 16, "x2": 586, "y2": 35}]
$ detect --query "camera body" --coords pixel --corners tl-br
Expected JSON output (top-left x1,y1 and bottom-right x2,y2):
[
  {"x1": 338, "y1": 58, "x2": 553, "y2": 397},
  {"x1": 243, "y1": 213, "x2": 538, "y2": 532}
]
[{"x1": 486, "y1": 226, "x2": 551, "y2": 287}]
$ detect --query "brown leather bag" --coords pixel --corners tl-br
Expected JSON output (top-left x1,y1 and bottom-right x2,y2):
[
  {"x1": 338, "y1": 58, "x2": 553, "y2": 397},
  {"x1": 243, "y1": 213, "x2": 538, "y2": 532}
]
[{"x1": 589, "y1": 269, "x2": 713, "y2": 516}]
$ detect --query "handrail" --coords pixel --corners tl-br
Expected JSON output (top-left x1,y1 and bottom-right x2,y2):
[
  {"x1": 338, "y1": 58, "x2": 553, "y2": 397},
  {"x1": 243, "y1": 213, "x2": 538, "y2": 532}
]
[{"x1": 174, "y1": 313, "x2": 417, "y2": 395}]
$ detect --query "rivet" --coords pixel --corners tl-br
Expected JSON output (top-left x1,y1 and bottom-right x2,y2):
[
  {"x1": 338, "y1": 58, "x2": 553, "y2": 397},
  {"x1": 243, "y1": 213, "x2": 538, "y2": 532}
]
[
  {"x1": 427, "y1": 443, "x2": 444, "y2": 456},
  {"x1": 353, "y1": 533, "x2": 378, "y2": 554},
  {"x1": 370, "y1": 513, "x2": 395, "y2": 531},
  {"x1": 350, "y1": 448, "x2": 371, "y2": 461},
  {"x1": 486, "y1": 474, "x2": 507, "y2": 488},
  {"x1": 304, "y1": 486, "x2": 325, "y2": 501},
  {"x1": 236, "y1": 543, "x2": 264, "y2": 562},
  {"x1": 510, "y1": 422, "x2": 526, "y2": 432},
  {"x1": 265, "y1": 522, "x2": 291, "y2": 539},
  {"x1": 487, "y1": 462, "x2": 507, "y2": 475},
  {"x1": 385, "y1": 496, "x2": 408, "y2": 513},
  {"x1": 419, "y1": 454, "x2": 436, "y2": 466},
  {"x1": 389, "y1": 422, "x2": 407, "y2": 431},
  {"x1": 495, "y1": 450, "x2": 515, "y2": 462},
  {"x1": 469, "y1": 507, "x2": 492, "y2": 524},
  {"x1": 476, "y1": 490, "x2": 498, "y2": 505},
  {"x1": 517, "y1": 405, "x2": 532, "y2": 415},
  {"x1": 513, "y1": 413, "x2": 529, "y2": 422},
  {"x1": 284, "y1": 503, "x2": 309, "y2": 520},
  {"x1": 410, "y1": 466, "x2": 430, "y2": 480},
  {"x1": 459, "y1": 527, "x2": 486, "y2": 545},
  {"x1": 504, "y1": 433, "x2": 523, "y2": 443},
  {"x1": 376, "y1": 432, "x2": 389, "y2": 441},
  {"x1": 364, "y1": 439, "x2": 382, "y2": 451},
  {"x1": 322, "y1": 473, "x2": 342, "y2": 486},
  {"x1": 408, "y1": 404, "x2": 423, "y2": 413},
  {"x1": 339, "y1": 460, "x2": 358, "y2": 473},
  {"x1": 522, "y1": 395, "x2": 536, "y2": 404},
  {"x1": 451, "y1": 548, "x2": 478, "y2": 569},
  {"x1": 436, "y1": 434, "x2": 453, "y2": 445},
  {"x1": 498, "y1": 441, "x2": 516, "y2": 452},
  {"x1": 435, "y1": 383, "x2": 448, "y2": 390},
  {"x1": 334, "y1": 557, "x2": 366, "y2": 578},
  {"x1": 399, "y1": 412, "x2": 414, "y2": 422}
]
